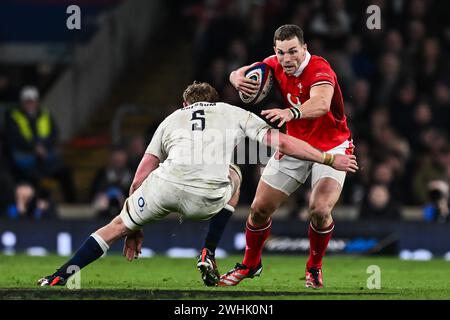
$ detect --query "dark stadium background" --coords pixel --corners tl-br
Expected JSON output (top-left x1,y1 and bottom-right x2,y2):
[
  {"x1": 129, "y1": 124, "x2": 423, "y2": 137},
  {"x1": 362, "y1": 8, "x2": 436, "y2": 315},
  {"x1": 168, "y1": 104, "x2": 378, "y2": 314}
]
[{"x1": 0, "y1": 0, "x2": 449, "y2": 260}]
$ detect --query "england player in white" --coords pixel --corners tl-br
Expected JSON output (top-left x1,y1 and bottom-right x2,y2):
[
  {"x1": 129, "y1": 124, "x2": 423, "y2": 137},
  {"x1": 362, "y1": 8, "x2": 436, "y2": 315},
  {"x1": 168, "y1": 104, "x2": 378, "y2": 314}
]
[{"x1": 38, "y1": 82, "x2": 357, "y2": 287}]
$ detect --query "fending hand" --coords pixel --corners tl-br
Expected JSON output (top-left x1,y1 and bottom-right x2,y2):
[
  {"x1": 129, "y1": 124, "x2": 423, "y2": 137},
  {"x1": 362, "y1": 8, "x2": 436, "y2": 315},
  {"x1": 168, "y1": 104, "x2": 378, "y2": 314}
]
[
  {"x1": 332, "y1": 154, "x2": 359, "y2": 173},
  {"x1": 261, "y1": 108, "x2": 294, "y2": 128},
  {"x1": 123, "y1": 229, "x2": 144, "y2": 261}
]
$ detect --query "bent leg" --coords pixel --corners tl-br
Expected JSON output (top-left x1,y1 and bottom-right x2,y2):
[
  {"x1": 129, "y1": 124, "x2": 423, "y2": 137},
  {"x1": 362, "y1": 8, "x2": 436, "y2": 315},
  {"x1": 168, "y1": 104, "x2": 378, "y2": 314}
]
[
  {"x1": 242, "y1": 179, "x2": 291, "y2": 269},
  {"x1": 307, "y1": 177, "x2": 342, "y2": 270},
  {"x1": 250, "y1": 178, "x2": 290, "y2": 226},
  {"x1": 219, "y1": 178, "x2": 294, "y2": 285}
]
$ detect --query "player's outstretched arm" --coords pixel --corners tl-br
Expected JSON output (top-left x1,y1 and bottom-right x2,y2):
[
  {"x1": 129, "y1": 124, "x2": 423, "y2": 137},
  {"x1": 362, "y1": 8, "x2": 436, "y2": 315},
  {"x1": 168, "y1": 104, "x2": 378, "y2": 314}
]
[
  {"x1": 263, "y1": 129, "x2": 358, "y2": 172},
  {"x1": 230, "y1": 64, "x2": 260, "y2": 96},
  {"x1": 129, "y1": 153, "x2": 160, "y2": 195}
]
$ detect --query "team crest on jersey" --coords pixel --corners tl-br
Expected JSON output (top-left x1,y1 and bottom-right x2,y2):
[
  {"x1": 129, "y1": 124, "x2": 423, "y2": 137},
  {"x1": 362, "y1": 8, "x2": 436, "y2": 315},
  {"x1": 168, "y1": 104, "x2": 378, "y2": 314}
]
[{"x1": 297, "y1": 82, "x2": 303, "y2": 94}]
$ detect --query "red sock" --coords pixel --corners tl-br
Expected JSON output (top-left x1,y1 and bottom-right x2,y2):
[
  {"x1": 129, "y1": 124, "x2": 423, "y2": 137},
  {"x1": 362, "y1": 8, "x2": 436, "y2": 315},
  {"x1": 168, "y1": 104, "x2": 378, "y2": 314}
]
[
  {"x1": 242, "y1": 218, "x2": 272, "y2": 269},
  {"x1": 306, "y1": 221, "x2": 335, "y2": 269}
]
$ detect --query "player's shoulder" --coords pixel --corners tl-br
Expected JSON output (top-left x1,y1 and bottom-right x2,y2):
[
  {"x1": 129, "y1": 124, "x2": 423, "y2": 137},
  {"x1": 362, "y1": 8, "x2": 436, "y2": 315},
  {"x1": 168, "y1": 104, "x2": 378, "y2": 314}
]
[
  {"x1": 217, "y1": 102, "x2": 248, "y2": 115},
  {"x1": 158, "y1": 106, "x2": 188, "y2": 128},
  {"x1": 164, "y1": 107, "x2": 182, "y2": 120},
  {"x1": 306, "y1": 55, "x2": 336, "y2": 79},
  {"x1": 309, "y1": 55, "x2": 334, "y2": 70}
]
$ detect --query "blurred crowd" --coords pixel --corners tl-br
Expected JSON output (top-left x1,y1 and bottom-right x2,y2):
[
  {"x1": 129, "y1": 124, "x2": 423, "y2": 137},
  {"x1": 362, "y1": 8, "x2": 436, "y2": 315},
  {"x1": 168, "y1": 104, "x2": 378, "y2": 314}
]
[
  {"x1": 0, "y1": 85, "x2": 148, "y2": 220},
  {"x1": 183, "y1": 0, "x2": 450, "y2": 222},
  {"x1": 0, "y1": 86, "x2": 73, "y2": 219},
  {"x1": 1, "y1": 0, "x2": 449, "y2": 223}
]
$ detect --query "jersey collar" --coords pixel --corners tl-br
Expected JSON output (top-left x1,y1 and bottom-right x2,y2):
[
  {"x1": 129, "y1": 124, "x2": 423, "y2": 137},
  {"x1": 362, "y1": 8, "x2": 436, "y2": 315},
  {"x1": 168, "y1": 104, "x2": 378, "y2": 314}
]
[{"x1": 293, "y1": 51, "x2": 311, "y2": 77}]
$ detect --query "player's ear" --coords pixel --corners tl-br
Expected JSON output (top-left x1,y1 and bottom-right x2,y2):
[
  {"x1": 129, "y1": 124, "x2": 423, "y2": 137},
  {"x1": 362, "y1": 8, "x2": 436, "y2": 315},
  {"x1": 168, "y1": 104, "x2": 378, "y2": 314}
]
[
  {"x1": 182, "y1": 101, "x2": 187, "y2": 107},
  {"x1": 304, "y1": 43, "x2": 307, "y2": 51},
  {"x1": 273, "y1": 46, "x2": 276, "y2": 54}
]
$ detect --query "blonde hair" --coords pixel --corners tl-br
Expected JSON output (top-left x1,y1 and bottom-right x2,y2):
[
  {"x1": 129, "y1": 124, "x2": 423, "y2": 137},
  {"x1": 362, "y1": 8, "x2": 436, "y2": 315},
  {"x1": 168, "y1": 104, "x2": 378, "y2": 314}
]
[{"x1": 183, "y1": 81, "x2": 219, "y2": 105}]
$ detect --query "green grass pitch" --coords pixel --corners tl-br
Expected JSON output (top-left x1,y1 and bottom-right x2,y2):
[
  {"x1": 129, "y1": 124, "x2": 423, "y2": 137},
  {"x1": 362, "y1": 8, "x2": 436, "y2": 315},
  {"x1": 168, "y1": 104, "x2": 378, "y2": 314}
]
[{"x1": 0, "y1": 254, "x2": 449, "y2": 300}]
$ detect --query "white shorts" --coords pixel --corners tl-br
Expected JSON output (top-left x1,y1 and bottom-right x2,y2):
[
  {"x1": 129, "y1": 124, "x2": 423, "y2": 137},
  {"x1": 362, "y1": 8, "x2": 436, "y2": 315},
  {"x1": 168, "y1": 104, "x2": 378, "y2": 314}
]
[
  {"x1": 261, "y1": 139, "x2": 353, "y2": 195},
  {"x1": 120, "y1": 172, "x2": 233, "y2": 231}
]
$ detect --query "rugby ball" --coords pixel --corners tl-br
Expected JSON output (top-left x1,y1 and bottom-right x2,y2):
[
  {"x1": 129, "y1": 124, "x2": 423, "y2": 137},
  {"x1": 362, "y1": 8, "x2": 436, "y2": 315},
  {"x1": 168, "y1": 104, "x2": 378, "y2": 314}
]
[{"x1": 239, "y1": 62, "x2": 273, "y2": 105}]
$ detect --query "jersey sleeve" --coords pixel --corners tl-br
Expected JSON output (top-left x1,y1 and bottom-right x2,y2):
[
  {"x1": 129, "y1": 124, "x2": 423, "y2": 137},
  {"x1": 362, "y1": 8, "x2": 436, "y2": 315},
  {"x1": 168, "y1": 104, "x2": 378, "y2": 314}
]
[
  {"x1": 145, "y1": 118, "x2": 168, "y2": 161},
  {"x1": 263, "y1": 55, "x2": 278, "y2": 70},
  {"x1": 240, "y1": 110, "x2": 271, "y2": 144},
  {"x1": 310, "y1": 59, "x2": 336, "y2": 88}
]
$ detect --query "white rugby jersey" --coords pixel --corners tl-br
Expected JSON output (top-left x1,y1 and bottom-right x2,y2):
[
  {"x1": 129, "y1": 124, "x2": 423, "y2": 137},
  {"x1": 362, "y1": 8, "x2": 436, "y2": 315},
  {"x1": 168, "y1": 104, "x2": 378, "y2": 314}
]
[{"x1": 146, "y1": 102, "x2": 271, "y2": 191}]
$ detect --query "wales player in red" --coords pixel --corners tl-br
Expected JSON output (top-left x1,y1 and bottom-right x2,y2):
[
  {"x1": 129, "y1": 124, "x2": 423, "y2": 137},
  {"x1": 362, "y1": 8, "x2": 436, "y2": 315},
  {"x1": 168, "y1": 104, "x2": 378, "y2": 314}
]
[{"x1": 219, "y1": 24, "x2": 354, "y2": 288}]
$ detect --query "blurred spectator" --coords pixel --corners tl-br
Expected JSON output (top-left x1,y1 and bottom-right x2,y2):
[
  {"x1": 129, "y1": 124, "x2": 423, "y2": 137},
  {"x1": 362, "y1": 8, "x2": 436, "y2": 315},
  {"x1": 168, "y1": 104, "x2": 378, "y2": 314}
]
[
  {"x1": 290, "y1": 3, "x2": 312, "y2": 34},
  {"x1": 359, "y1": 184, "x2": 401, "y2": 220},
  {"x1": 374, "y1": 53, "x2": 401, "y2": 105},
  {"x1": 90, "y1": 146, "x2": 133, "y2": 218},
  {"x1": 404, "y1": 20, "x2": 427, "y2": 60},
  {"x1": 384, "y1": 30, "x2": 404, "y2": 56},
  {"x1": 348, "y1": 78, "x2": 371, "y2": 137},
  {"x1": 432, "y1": 81, "x2": 450, "y2": 130},
  {"x1": 244, "y1": 3, "x2": 271, "y2": 61},
  {"x1": 372, "y1": 162, "x2": 394, "y2": 185},
  {"x1": 309, "y1": 0, "x2": 350, "y2": 42},
  {"x1": 6, "y1": 182, "x2": 52, "y2": 220},
  {"x1": 4, "y1": 86, "x2": 76, "y2": 203},
  {"x1": 409, "y1": 100, "x2": 434, "y2": 151},
  {"x1": 412, "y1": 153, "x2": 447, "y2": 205},
  {"x1": 407, "y1": 0, "x2": 430, "y2": 21},
  {"x1": 2, "y1": 141, "x2": 52, "y2": 220},
  {"x1": 345, "y1": 35, "x2": 375, "y2": 79},
  {"x1": 390, "y1": 80, "x2": 418, "y2": 136},
  {"x1": 414, "y1": 100, "x2": 433, "y2": 127},
  {"x1": 205, "y1": 58, "x2": 228, "y2": 93},
  {"x1": 227, "y1": 39, "x2": 248, "y2": 76},
  {"x1": 423, "y1": 180, "x2": 449, "y2": 223},
  {"x1": 417, "y1": 37, "x2": 444, "y2": 92}
]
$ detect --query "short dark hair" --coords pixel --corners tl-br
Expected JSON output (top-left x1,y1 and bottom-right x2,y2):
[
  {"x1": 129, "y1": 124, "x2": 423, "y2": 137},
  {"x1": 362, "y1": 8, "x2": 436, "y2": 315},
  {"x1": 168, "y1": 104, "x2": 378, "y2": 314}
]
[
  {"x1": 183, "y1": 81, "x2": 219, "y2": 104},
  {"x1": 274, "y1": 24, "x2": 304, "y2": 45}
]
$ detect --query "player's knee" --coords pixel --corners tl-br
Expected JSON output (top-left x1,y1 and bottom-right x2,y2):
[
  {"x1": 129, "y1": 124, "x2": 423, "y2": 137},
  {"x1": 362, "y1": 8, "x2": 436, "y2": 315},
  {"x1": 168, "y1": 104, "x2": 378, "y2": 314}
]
[
  {"x1": 251, "y1": 198, "x2": 274, "y2": 220},
  {"x1": 309, "y1": 203, "x2": 332, "y2": 222}
]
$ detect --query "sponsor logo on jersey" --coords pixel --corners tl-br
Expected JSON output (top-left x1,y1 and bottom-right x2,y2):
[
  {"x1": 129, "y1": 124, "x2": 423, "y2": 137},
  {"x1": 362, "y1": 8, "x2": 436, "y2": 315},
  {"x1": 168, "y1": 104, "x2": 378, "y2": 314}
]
[{"x1": 137, "y1": 197, "x2": 145, "y2": 212}]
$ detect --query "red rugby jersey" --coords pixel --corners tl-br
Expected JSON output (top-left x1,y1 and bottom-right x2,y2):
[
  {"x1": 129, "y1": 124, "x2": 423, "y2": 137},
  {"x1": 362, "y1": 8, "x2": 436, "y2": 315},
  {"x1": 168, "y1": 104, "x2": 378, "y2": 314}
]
[{"x1": 263, "y1": 52, "x2": 351, "y2": 151}]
